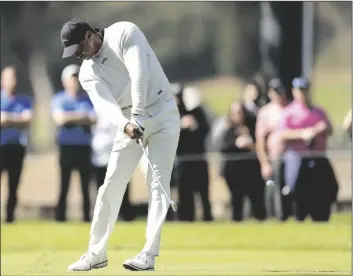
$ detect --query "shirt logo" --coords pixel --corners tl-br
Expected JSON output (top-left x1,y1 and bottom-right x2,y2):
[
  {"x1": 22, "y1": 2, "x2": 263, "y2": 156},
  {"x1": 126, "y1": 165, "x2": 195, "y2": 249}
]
[{"x1": 102, "y1": 57, "x2": 108, "y2": 64}]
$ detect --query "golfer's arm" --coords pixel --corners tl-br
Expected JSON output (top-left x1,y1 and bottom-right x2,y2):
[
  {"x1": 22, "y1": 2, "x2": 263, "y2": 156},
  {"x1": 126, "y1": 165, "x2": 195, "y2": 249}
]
[
  {"x1": 122, "y1": 26, "x2": 149, "y2": 116},
  {"x1": 82, "y1": 79, "x2": 129, "y2": 131}
]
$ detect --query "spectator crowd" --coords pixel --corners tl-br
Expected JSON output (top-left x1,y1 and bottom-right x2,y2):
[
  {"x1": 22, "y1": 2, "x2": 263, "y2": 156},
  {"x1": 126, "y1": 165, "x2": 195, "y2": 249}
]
[{"x1": 1, "y1": 64, "x2": 348, "y2": 224}]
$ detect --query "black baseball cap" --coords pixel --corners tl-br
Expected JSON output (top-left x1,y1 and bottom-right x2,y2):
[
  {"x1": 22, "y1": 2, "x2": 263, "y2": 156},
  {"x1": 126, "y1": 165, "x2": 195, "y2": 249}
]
[
  {"x1": 268, "y1": 78, "x2": 286, "y2": 94},
  {"x1": 61, "y1": 19, "x2": 93, "y2": 58},
  {"x1": 292, "y1": 77, "x2": 310, "y2": 90}
]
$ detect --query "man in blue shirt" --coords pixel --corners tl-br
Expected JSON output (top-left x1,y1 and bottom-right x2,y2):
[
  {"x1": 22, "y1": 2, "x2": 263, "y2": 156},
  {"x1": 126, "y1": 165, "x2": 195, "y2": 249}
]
[
  {"x1": 52, "y1": 64, "x2": 97, "y2": 222},
  {"x1": 1, "y1": 66, "x2": 33, "y2": 223}
]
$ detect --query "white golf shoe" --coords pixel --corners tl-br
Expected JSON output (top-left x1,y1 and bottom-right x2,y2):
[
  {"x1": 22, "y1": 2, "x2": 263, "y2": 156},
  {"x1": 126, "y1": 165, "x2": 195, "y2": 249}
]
[
  {"x1": 123, "y1": 251, "x2": 155, "y2": 271},
  {"x1": 68, "y1": 252, "x2": 108, "y2": 271}
]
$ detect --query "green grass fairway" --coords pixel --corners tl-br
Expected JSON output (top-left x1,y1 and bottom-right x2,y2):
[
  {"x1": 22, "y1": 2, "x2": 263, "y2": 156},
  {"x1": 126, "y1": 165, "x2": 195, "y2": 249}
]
[{"x1": 2, "y1": 214, "x2": 351, "y2": 276}]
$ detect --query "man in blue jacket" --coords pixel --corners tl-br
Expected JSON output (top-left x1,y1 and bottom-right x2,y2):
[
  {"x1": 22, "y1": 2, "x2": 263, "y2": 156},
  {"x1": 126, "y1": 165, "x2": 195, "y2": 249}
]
[
  {"x1": 1, "y1": 66, "x2": 33, "y2": 223},
  {"x1": 52, "y1": 64, "x2": 97, "y2": 222}
]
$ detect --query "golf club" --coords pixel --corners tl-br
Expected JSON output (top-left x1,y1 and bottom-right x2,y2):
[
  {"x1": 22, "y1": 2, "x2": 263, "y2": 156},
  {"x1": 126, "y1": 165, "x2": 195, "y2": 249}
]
[{"x1": 138, "y1": 138, "x2": 178, "y2": 212}]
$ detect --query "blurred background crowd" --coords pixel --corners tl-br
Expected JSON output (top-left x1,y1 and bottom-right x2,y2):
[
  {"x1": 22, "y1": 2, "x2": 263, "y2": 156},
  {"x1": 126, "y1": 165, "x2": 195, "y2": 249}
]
[{"x1": 1, "y1": 2, "x2": 351, "y2": 223}]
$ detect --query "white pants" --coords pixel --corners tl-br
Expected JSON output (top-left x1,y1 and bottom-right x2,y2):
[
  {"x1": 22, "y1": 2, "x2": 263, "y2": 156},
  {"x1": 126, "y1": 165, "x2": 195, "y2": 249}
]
[{"x1": 88, "y1": 99, "x2": 180, "y2": 257}]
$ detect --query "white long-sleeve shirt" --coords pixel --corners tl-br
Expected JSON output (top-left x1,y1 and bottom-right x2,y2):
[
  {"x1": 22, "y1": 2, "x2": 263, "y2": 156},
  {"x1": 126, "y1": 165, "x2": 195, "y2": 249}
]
[{"x1": 79, "y1": 21, "x2": 172, "y2": 132}]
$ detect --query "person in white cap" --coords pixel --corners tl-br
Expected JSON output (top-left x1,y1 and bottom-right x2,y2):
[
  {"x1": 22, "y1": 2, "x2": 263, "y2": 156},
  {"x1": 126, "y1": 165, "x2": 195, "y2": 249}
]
[
  {"x1": 52, "y1": 64, "x2": 97, "y2": 222},
  {"x1": 60, "y1": 19, "x2": 180, "y2": 271}
]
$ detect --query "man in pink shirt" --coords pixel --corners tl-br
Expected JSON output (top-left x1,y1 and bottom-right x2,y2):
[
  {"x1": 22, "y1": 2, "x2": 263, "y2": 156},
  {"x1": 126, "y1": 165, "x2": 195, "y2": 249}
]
[
  {"x1": 256, "y1": 79, "x2": 287, "y2": 179},
  {"x1": 279, "y1": 77, "x2": 332, "y2": 153},
  {"x1": 256, "y1": 78, "x2": 288, "y2": 220},
  {"x1": 278, "y1": 77, "x2": 338, "y2": 221}
]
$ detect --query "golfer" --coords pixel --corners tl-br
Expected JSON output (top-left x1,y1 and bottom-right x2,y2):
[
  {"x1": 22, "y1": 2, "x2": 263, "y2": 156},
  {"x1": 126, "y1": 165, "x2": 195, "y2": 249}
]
[{"x1": 61, "y1": 19, "x2": 180, "y2": 272}]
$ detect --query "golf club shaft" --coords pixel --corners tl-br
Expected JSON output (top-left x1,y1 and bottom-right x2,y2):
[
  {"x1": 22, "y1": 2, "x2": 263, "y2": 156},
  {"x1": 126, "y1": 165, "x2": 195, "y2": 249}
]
[{"x1": 138, "y1": 138, "x2": 175, "y2": 208}]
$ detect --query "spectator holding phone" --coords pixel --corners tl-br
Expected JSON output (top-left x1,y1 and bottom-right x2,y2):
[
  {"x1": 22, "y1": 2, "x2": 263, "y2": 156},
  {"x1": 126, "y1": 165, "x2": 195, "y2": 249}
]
[{"x1": 220, "y1": 100, "x2": 266, "y2": 221}]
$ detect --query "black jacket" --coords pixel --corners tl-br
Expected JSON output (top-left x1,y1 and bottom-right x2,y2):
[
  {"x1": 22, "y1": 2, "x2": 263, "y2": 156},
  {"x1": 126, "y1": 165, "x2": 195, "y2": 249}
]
[
  {"x1": 177, "y1": 106, "x2": 210, "y2": 155},
  {"x1": 220, "y1": 124, "x2": 259, "y2": 178},
  {"x1": 220, "y1": 125, "x2": 256, "y2": 155}
]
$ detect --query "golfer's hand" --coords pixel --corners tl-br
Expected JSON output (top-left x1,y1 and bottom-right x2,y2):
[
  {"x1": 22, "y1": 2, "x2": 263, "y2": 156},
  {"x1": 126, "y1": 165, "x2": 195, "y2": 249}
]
[{"x1": 124, "y1": 123, "x2": 143, "y2": 141}]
